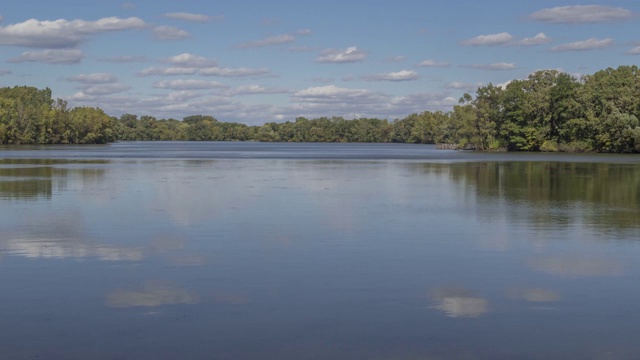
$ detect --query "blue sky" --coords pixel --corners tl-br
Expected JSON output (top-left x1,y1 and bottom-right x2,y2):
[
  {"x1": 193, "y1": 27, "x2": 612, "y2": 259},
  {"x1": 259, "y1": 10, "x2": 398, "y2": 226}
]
[{"x1": 1, "y1": 0, "x2": 639, "y2": 124}]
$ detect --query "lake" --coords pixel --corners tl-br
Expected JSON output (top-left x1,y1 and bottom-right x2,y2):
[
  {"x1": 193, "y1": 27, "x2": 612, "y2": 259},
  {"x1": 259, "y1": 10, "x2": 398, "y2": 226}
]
[{"x1": 1, "y1": 142, "x2": 639, "y2": 359}]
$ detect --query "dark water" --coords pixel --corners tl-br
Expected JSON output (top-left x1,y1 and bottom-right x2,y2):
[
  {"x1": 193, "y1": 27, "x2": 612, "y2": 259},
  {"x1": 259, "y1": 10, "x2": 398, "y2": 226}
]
[{"x1": 1, "y1": 142, "x2": 639, "y2": 359}]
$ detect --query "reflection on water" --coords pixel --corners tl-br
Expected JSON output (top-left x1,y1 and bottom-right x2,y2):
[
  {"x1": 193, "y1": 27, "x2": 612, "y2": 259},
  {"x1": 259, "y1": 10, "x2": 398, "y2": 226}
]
[
  {"x1": 437, "y1": 162, "x2": 640, "y2": 232},
  {"x1": 0, "y1": 159, "x2": 108, "y2": 200},
  {"x1": 1, "y1": 143, "x2": 640, "y2": 359},
  {"x1": 429, "y1": 287, "x2": 489, "y2": 318},
  {"x1": 507, "y1": 288, "x2": 561, "y2": 303},
  {"x1": 107, "y1": 281, "x2": 199, "y2": 308},
  {"x1": 529, "y1": 256, "x2": 625, "y2": 277},
  {"x1": 1, "y1": 237, "x2": 144, "y2": 261}
]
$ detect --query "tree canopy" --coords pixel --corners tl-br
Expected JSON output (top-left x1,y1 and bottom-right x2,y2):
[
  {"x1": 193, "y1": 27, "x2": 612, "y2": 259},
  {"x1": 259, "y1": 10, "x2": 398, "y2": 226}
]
[{"x1": 1, "y1": 65, "x2": 639, "y2": 152}]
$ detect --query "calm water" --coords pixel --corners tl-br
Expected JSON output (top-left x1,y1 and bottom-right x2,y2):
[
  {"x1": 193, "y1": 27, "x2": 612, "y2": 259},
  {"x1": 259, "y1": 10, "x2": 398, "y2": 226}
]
[{"x1": 1, "y1": 142, "x2": 639, "y2": 359}]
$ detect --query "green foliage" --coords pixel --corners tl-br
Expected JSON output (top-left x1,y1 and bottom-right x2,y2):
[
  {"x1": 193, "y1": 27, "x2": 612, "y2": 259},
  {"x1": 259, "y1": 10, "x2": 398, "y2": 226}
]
[{"x1": 3, "y1": 66, "x2": 640, "y2": 152}]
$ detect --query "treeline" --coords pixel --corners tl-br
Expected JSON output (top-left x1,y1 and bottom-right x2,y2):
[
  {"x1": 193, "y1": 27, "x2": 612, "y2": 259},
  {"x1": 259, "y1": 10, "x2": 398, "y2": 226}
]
[
  {"x1": 0, "y1": 86, "x2": 117, "y2": 144},
  {"x1": 1, "y1": 65, "x2": 640, "y2": 152}
]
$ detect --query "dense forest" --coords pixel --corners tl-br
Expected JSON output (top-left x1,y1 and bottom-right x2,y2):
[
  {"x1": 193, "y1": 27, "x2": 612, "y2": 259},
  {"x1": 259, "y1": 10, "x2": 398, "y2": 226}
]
[{"x1": 1, "y1": 65, "x2": 639, "y2": 152}]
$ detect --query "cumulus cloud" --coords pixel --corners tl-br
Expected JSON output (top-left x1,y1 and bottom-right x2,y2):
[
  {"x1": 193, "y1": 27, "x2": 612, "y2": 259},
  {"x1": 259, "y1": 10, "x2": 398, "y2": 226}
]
[
  {"x1": 9, "y1": 49, "x2": 83, "y2": 64},
  {"x1": 138, "y1": 53, "x2": 268, "y2": 78},
  {"x1": 236, "y1": 29, "x2": 311, "y2": 49},
  {"x1": 467, "y1": 62, "x2": 516, "y2": 71},
  {"x1": 153, "y1": 25, "x2": 189, "y2": 40},
  {"x1": 138, "y1": 66, "x2": 198, "y2": 76},
  {"x1": 80, "y1": 83, "x2": 131, "y2": 96},
  {"x1": 364, "y1": 70, "x2": 420, "y2": 82},
  {"x1": 97, "y1": 55, "x2": 145, "y2": 63},
  {"x1": 226, "y1": 84, "x2": 290, "y2": 96},
  {"x1": 446, "y1": 82, "x2": 483, "y2": 91},
  {"x1": 165, "y1": 53, "x2": 217, "y2": 68},
  {"x1": 385, "y1": 56, "x2": 406, "y2": 63},
  {"x1": 236, "y1": 34, "x2": 295, "y2": 48},
  {"x1": 462, "y1": 32, "x2": 513, "y2": 46},
  {"x1": 513, "y1": 33, "x2": 552, "y2": 46},
  {"x1": 317, "y1": 46, "x2": 366, "y2": 63},
  {"x1": 163, "y1": 12, "x2": 211, "y2": 22},
  {"x1": 287, "y1": 85, "x2": 456, "y2": 120},
  {"x1": 530, "y1": 5, "x2": 633, "y2": 23},
  {"x1": 154, "y1": 79, "x2": 226, "y2": 90},
  {"x1": 67, "y1": 73, "x2": 117, "y2": 84},
  {"x1": 0, "y1": 17, "x2": 145, "y2": 48},
  {"x1": 551, "y1": 38, "x2": 613, "y2": 52},
  {"x1": 199, "y1": 66, "x2": 270, "y2": 77},
  {"x1": 416, "y1": 59, "x2": 450, "y2": 67},
  {"x1": 627, "y1": 46, "x2": 640, "y2": 55},
  {"x1": 293, "y1": 85, "x2": 381, "y2": 103}
]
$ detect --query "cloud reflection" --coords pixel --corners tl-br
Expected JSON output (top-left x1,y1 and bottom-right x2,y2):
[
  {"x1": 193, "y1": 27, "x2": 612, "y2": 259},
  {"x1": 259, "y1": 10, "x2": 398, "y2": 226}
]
[
  {"x1": 106, "y1": 281, "x2": 199, "y2": 308},
  {"x1": 0, "y1": 212, "x2": 144, "y2": 261},
  {"x1": 429, "y1": 288, "x2": 489, "y2": 318},
  {"x1": 529, "y1": 256, "x2": 625, "y2": 277},
  {"x1": 507, "y1": 287, "x2": 561, "y2": 302},
  {"x1": 1, "y1": 237, "x2": 143, "y2": 261}
]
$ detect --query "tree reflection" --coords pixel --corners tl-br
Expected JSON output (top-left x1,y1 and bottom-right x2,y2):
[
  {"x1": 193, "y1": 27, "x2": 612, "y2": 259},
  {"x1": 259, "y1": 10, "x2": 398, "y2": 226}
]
[
  {"x1": 0, "y1": 159, "x2": 109, "y2": 200},
  {"x1": 414, "y1": 161, "x2": 640, "y2": 233}
]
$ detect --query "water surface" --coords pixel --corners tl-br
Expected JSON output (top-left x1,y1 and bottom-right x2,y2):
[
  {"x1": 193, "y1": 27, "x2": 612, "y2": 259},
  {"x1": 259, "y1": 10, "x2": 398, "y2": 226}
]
[{"x1": 1, "y1": 142, "x2": 639, "y2": 359}]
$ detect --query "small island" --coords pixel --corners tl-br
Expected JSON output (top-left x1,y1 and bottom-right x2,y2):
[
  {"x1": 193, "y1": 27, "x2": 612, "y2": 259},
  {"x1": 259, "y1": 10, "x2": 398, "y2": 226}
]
[{"x1": 1, "y1": 66, "x2": 639, "y2": 153}]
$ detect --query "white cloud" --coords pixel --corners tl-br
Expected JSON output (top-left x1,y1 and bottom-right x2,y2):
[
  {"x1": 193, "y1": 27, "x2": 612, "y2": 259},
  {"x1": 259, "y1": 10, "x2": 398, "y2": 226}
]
[
  {"x1": 67, "y1": 73, "x2": 117, "y2": 84},
  {"x1": 317, "y1": 46, "x2": 366, "y2": 63},
  {"x1": 627, "y1": 46, "x2": 640, "y2": 55},
  {"x1": 462, "y1": 32, "x2": 513, "y2": 46},
  {"x1": 293, "y1": 85, "x2": 380, "y2": 102},
  {"x1": 416, "y1": 59, "x2": 450, "y2": 67},
  {"x1": 385, "y1": 56, "x2": 406, "y2": 63},
  {"x1": 236, "y1": 29, "x2": 310, "y2": 49},
  {"x1": 165, "y1": 53, "x2": 217, "y2": 68},
  {"x1": 0, "y1": 17, "x2": 145, "y2": 48},
  {"x1": 81, "y1": 83, "x2": 131, "y2": 96},
  {"x1": 121, "y1": 3, "x2": 136, "y2": 10},
  {"x1": 163, "y1": 12, "x2": 211, "y2": 22},
  {"x1": 153, "y1": 25, "x2": 189, "y2": 40},
  {"x1": 0, "y1": 69, "x2": 11, "y2": 75},
  {"x1": 97, "y1": 55, "x2": 145, "y2": 63},
  {"x1": 199, "y1": 66, "x2": 270, "y2": 77},
  {"x1": 468, "y1": 62, "x2": 517, "y2": 71},
  {"x1": 138, "y1": 66, "x2": 198, "y2": 76},
  {"x1": 513, "y1": 33, "x2": 552, "y2": 46},
  {"x1": 551, "y1": 38, "x2": 613, "y2": 52},
  {"x1": 154, "y1": 79, "x2": 226, "y2": 90},
  {"x1": 9, "y1": 49, "x2": 83, "y2": 64},
  {"x1": 530, "y1": 5, "x2": 633, "y2": 23},
  {"x1": 237, "y1": 34, "x2": 295, "y2": 48},
  {"x1": 227, "y1": 84, "x2": 290, "y2": 96},
  {"x1": 365, "y1": 70, "x2": 420, "y2": 82},
  {"x1": 446, "y1": 82, "x2": 483, "y2": 91},
  {"x1": 288, "y1": 85, "x2": 456, "y2": 119},
  {"x1": 138, "y1": 54, "x2": 267, "y2": 78}
]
